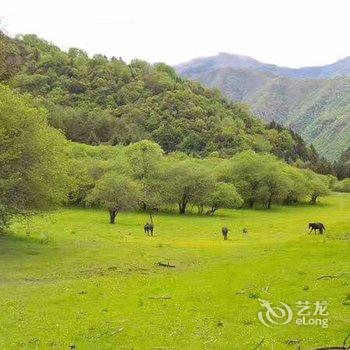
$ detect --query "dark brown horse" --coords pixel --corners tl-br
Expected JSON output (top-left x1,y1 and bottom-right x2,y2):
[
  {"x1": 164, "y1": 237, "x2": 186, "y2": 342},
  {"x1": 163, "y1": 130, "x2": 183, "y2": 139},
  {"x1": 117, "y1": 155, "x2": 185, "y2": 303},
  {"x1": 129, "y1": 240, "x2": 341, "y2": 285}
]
[
  {"x1": 144, "y1": 222, "x2": 154, "y2": 236},
  {"x1": 222, "y1": 227, "x2": 229, "y2": 240},
  {"x1": 309, "y1": 223, "x2": 326, "y2": 234}
]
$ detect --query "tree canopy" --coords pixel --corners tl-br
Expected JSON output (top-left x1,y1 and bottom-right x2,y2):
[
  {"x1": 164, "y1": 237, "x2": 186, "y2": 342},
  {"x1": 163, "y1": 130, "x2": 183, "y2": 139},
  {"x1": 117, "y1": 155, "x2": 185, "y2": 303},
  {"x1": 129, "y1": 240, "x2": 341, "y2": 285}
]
[{"x1": 0, "y1": 84, "x2": 69, "y2": 213}]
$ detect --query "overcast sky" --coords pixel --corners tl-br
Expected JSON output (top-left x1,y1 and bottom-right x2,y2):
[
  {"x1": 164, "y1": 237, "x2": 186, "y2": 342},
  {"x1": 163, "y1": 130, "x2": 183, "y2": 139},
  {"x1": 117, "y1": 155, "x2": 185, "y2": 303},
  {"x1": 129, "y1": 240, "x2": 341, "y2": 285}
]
[{"x1": 1, "y1": 0, "x2": 349, "y2": 67}]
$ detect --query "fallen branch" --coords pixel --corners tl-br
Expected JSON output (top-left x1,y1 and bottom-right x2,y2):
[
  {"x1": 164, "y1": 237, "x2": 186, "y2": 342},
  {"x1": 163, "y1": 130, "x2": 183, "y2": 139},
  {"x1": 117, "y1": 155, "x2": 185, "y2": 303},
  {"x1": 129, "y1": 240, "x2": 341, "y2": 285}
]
[
  {"x1": 344, "y1": 334, "x2": 350, "y2": 348},
  {"x1": 252, "y1": 338, "x2": 264, "y2": 350},
  {"x1": 316, "y1": 275, "x2": 339, "y2": 280},
  {"x1": 157, "y1": 262, "x2": 175, "y2": 268},
  {"x1": 148, "y1": 296, "x2": 172, "y2": 300}
]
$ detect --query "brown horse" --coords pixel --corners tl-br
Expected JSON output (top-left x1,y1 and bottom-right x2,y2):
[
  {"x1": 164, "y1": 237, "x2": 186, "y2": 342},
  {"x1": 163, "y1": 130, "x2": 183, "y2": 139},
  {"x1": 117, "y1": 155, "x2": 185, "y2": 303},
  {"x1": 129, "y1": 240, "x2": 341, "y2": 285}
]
[
  {"x1": 309, "y1": 223, "x2": 326, "y2": 234},
  {"x1": 222, "y1": 227, "x2": 229, "y2": 240},
  {"x1": 144, "y1": 222, "x2": 154, "y2": 236}
]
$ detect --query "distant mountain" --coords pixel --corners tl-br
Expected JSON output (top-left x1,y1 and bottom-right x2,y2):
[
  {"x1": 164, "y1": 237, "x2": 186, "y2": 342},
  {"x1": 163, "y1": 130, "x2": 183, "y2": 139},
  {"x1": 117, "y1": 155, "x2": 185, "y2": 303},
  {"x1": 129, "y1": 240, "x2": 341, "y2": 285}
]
[
  {"x1": 176, "y1": 53, "x2": 350, "y2": 79},
  {"x1": 176, "y1": 54, "x2": 350, "y2": 160}
]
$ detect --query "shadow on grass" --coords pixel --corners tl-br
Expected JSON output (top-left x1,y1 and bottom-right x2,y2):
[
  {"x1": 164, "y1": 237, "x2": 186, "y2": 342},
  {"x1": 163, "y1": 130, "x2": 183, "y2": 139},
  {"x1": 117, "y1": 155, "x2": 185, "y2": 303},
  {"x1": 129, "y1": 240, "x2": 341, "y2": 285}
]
[{"x1": 0, "y1": 232, "x2": 55, "y2": 258}]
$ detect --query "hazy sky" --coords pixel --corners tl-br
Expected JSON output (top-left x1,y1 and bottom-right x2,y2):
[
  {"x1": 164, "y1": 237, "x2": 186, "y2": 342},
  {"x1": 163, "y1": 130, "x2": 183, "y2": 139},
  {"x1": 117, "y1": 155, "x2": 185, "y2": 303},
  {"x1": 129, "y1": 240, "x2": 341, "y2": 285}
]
[{"x1": 1, "y1": 0, "x2": 349, "y2": 67}]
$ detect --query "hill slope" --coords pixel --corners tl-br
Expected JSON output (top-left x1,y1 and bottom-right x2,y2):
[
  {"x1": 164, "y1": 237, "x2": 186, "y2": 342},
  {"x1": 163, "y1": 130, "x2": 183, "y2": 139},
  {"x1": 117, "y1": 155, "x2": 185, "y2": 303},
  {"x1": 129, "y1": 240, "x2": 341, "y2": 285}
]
[
  {"x1": 176, "y1": 54, "x2": 350, "y2": 160},
  {"x1": 0, "y1": 33, "x2": 332, "y2": 171}
]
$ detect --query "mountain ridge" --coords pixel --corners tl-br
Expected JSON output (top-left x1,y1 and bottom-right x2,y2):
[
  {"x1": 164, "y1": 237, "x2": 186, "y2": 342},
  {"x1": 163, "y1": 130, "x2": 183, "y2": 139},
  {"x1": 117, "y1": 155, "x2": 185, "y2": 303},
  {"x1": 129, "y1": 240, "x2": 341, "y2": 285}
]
[
  {"x1": 176, "y1": 52, "x2": 350, "y2": 79},
  {"x1": 176, "y1": 54, "x2": 350, "y2": 160}
]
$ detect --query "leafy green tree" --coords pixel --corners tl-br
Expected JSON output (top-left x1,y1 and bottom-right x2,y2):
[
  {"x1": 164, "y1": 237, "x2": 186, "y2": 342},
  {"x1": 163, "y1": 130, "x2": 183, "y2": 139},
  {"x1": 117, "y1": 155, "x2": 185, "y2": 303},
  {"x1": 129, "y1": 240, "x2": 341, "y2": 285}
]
[
  {"x1": 165, "y1": 160, "x2": 215, "y2": 214},
  {"x1": 220, "y1": 151, "x2": 299, "y2": 208},
  {"x1": 257, "y1": 162, "x2": 291, "y2": 209},
  {"x1": 124, "y1": 140, "x2": 166, "y2": 221},
  {"x1": 0, "y1": 84, "x2": 69, "y2": 215},
  {"x1": 302, "y1": 170, "x2": 330, "y2": 204},
  {"x1": 87, "y1": 172, "x2": 140, "y2": 224},
  {"x1": 205, "y1": 182, "x2": 243, "y2": 215},
  {"x1": 333, "y1": 178, "x2": 350, "y2": 192},
  {"x1": 124, "y1": 140, "x2": 163, "y2": 180},
  {"x1": 139, "y1": 174, "x2": 167, "y2": 222},
  {"x1": 219, "y1": 151, "x2": 268, "y2": 207},
  {"x1": 336, "y1": 147, "x2": 350, "y2": 179},
  {"x1": 283, "y1": 166, "x2": 309, "y2": 204}
]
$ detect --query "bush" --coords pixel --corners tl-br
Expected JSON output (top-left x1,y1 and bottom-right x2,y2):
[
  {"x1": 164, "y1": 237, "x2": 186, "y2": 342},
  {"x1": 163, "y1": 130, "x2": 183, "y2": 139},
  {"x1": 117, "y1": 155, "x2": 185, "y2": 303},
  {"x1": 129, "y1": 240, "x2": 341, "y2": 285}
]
[
  {"x1": 0, "y1": 204, "x2": 10, "y2": 233},
  {"x1": 333, "y1": 178, "x2": 350, "y2": 192}
]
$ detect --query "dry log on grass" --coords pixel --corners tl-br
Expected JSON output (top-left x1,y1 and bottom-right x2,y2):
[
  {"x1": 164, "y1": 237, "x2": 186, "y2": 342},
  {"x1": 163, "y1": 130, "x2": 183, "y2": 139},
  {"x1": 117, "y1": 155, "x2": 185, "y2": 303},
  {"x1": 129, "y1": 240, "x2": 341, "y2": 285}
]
[
  {"x1": 156, "y1": 262, "x2": 175, "y2": 268},
  {"x1": 148, "y1": 296, "x2": 172, "y2": 300},
  {"x1": 316, "y1": 275, "x2": 339, "y2": 280}
]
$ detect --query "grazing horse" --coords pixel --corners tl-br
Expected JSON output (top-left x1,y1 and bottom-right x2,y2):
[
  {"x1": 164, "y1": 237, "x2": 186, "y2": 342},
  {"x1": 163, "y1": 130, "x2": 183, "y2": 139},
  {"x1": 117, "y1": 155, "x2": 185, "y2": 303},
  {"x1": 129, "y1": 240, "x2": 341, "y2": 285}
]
[
  {"x1": 222, "y1": 227, "x2": 229, "y2": 240},
  {"x1": 309, "y1": 223, "x2": 326, "y2": 234},
  {"x1": 144, "y1": 222, "x2": 154, "y2": 236}
]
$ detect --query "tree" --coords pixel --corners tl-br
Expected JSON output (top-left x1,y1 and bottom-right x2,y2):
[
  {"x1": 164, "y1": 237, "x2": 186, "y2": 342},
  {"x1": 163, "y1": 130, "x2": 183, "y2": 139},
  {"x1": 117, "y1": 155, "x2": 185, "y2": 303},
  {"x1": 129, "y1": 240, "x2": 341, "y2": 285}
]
[
  {"x1": 87, "y1": 172, "x2": 140, "y2": 224},
  {"x1": 333, "y1": 178, "x2": 350, "y2": 192},
  {"x1": 302, "y1": 170, "x2": 330, "y2": 204},
  {"x1": 219, "y1": 151, "x2": 270, "y2": 207},
  {"x1": 257, "y1": 162, "x2": 291, "y2": 209},
  {"x1": 139, "y1": 174, "x2": 167, "y2": 223},
  {"x1": 165, "y1": 160, "x2": 215, "y2": 214},
  {"x1": 336, "y1": 147, "x2": 350, "y2": 179},
  {"x1": 205, "y1": 182, "x2": 243, "y2": 215},
  {"x1": 283, "y1": 166, "x2": 309, "y2": 204},
  {"x1": 219, "y1": 151, "x2": 298, "y2": 208},
  {"x1": 124, "y1": 140, "x2": 163, "y2": 180},
  {"x1": 124, "y1": 140, "x2": 166, "y2": 222},
  {"x1": 0, "y1": 84, "x2": 69, "y2": 216},
  {"x1": 67, "y1": 142, "x2": 130, "y2": 205}
]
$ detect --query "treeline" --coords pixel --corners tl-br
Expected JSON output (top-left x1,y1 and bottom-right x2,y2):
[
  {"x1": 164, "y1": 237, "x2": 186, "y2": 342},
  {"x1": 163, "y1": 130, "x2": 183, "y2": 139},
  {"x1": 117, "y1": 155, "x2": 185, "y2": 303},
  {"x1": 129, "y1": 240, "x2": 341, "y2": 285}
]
[
  {"x1": 335, "y1": 147, "x2": 350, "y2": 179},
  {"x1": 67, "y1": 141, "x2": 332, "y2": 223},
  {"x1": 0, "y1": 34, "x2": 332, "y2": 173},
  {"x1": 0, "y1": 83, "x2": 334, "y2": 229}
]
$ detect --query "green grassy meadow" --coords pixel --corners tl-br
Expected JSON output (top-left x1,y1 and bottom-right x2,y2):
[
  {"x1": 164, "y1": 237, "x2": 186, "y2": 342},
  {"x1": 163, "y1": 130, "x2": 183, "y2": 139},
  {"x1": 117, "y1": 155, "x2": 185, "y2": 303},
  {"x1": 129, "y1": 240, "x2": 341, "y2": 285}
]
[{"x1": 0, "y1": 193, "x2": 350, "y2": 349}]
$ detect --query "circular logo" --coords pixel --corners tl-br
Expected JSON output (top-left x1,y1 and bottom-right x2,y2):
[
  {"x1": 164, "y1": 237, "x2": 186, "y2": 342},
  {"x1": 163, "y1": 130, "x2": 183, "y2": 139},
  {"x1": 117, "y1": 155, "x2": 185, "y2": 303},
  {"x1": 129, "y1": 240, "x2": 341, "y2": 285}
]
[{"x1": 258, "y1": 299, "x2": 293, "y2": 327}]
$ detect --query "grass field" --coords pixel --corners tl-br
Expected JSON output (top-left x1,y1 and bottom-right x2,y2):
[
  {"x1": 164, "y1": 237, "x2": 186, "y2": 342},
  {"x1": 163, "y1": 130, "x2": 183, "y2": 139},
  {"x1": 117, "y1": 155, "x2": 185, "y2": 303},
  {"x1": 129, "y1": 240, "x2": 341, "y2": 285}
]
[{"x1": 0, "y1": 193, "x2": 350, "y2": 349}]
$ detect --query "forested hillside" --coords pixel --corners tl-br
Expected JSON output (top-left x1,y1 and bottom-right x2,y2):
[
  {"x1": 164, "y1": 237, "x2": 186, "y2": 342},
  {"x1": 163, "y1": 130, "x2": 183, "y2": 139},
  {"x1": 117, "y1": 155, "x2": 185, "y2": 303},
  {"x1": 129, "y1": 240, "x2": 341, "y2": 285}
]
[
  {"x1": 336, "y1": 147, "x2": 350, "y2": 179},
  {"x1": 176, "y1": 54, "x2": 350, "y2": 160},
  {"x1": 0, "y1": 34, "x2": 331, "y2": 171}
]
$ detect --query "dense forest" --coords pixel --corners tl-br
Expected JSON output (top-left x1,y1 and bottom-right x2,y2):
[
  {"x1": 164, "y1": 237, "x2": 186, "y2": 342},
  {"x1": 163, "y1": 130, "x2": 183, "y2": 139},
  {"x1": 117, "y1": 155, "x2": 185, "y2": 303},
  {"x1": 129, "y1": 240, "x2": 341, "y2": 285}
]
[{"x1": 0, "y1": 34, "x2": 333, "y2": 173}]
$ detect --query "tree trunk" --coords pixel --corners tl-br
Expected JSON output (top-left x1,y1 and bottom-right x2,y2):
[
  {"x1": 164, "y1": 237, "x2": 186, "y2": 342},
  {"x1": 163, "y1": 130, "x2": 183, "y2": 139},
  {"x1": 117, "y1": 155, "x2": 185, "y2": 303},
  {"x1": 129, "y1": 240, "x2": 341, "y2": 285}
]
[
  {"x1": 248, "y1": 199, "x2": 254, "y2": 208},
  {"x1": 267, "y1": 195, "x2": 273, "y2": 209},
  {"x1": 149, "y1": 211, "x2": 153, "y2": 225},
  {"x1": 310, "y1": 195, "x2": 317, "y2": 204},
  {"x1": 109, "y1": 209, "x2": 117, "y2": 224},
  {"x1": 205, "y1": 207, "x2": 217, "y2": 215},
  {"x1": 197, "y1": 205, "x2": 204, "y2": 214},
  {"x1": 178, "y1": 201, "x2": 187, "y2": 214}
]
